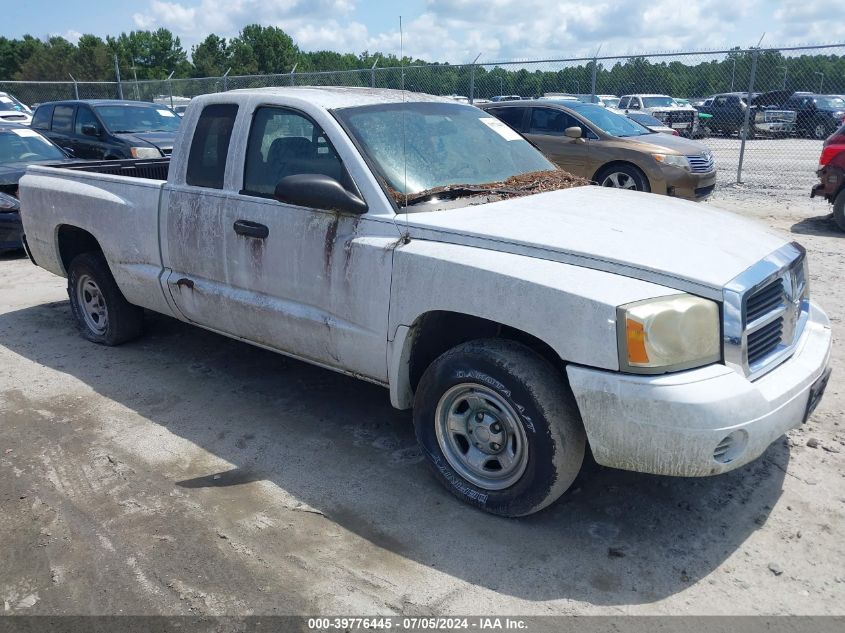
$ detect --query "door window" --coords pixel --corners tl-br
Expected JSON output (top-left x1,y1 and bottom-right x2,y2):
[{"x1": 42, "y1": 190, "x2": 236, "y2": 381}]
[
  {"x1": 528, "y1": 108, "x2": 579, "y2": 136},
  {"x1": 31, "y1": 105, "x2": 53, "y2": 130},
  {"x1": 618, "y1": 97, "x2": 629, "y2": 109},
  {"x1": 486, "y1": 107, "x2": 526, "y2": 131},
  {"x1": 186, "y1": 103, "x2": 238, "y2": 189},
  {"x1": 242, "y1": 107, "x2": 346, "y2": 197},
  {"x1": 74, "y1": 106, "x2": 99, "y2": 136},
  {"x1": 52, "y1": 105, "x2": 75, "y2": 133}
]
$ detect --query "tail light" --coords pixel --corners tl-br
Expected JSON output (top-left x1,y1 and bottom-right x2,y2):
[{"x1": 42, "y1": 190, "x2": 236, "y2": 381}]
[
  {"x1": 672, "y1": 130, "x2": 679, "y2": 136},
  {"x1": 819, "y1": 144, "x2": 845, "y2": 167}
]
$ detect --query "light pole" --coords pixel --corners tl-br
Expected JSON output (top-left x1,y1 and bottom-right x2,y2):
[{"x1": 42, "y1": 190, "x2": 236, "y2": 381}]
[
  {"x1": 778, "y1": 65, "x2": 787, "y2": 89},
  {"x1": 815, "y1": 72, "x2": 824, "y2": 93},
  {"x1": 730, "y1": 57, "x2": 736, "y2": 91}
]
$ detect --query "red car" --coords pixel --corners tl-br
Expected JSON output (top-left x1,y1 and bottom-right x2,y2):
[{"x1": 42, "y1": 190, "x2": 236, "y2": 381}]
[{"x1": 811, "y1": 122, "x2": 845, "y2": 231}]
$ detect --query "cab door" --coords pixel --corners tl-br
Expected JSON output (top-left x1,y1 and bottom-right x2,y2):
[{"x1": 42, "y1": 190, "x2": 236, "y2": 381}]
[
  {"x1": 70, "y1": 105, "x2": 109, "y2": 159},
  {"x1": 523, "y1": 106, "x2": 590, "y2": 177}
]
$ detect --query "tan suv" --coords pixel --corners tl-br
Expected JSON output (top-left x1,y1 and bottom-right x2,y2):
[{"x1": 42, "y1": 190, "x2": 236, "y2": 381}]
[{"x1": 481, "y1": 99, "x2": 716, "y2": 200}]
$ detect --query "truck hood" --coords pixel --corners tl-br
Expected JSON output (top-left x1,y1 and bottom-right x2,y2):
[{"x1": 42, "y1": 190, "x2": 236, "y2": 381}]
[
  {"x1": 114, "y1": 131, "x2": 176, "y2": 152},
  {"x1": 400, "y1": 187, "x2": 788, "y2": 299},
  {"x1": 622, "y1": 132, "x2": 710, "y2": 154}
]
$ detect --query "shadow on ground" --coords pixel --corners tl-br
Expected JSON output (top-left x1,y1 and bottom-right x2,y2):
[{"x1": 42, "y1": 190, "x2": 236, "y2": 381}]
[
  {"x1": 791, "y1": 213, "x2": 844, "y2": 237},
  {"x1": 0, "y1": 301, "x2": 789, "y2": 605}
]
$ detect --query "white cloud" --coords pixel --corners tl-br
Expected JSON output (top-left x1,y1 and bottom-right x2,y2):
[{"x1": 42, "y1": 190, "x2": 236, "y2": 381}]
[{"x1": 131, "y1": 0, "x2": 845, "y2": 62}]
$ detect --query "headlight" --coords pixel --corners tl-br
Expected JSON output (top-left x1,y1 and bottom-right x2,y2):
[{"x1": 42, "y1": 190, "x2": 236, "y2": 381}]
[
  {"x1": 617, "y1": 294, "x2": 721, "y2": 373},
  {"x1": 652, "y1": 153, "x2": 690, "y2": 170},
  {"x1": 0, "y1": 192, "x2": 20, "y2": 212},
  {"x1": 130, "y1": 146, "x2": 162, "y2": 158}
]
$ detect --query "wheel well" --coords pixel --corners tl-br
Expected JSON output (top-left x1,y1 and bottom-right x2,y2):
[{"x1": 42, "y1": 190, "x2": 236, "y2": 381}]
[
  {"x1": 407, "y1": 311, "x2": 565, "y2": 394},
  {"x1": 591, "y1": 161, "x2": 650, "y2": 188},
  {"x1": 57, "y1": 225, "x2": 103, "y2": 273}
]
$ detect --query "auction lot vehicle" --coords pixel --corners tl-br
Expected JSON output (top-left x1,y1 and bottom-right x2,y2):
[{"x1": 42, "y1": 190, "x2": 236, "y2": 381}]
[
  {"x1": 31, "y1": 100, "x2": 180, "y2": 160},
  {"x1": 20, "y1": 88, "x2": 832, "y2": 517},
  {"x1": 784, "y1": 93, "x2": 845, "y2": 139},
  {"x1": 618, "y1": 94, "x2": 697, "y2": 136},
  {"x1": 698, "y1": 91, "x2": 796, "y2": 138},
  {"x1": 811, "y1": 122, "x2": 845, "y2": 231},
  {"x1": 0, "y1": 123, "x2": 75, "y2": 251},
  {"x1": 0, "y1": 91, "x2": 33, "y2": 126},
  {"x1": 623, "y1": 111, "x2": 678, "y2": 135},
  {"x1": 483, "y1": 99, "x2": 716, "y2": 200}
]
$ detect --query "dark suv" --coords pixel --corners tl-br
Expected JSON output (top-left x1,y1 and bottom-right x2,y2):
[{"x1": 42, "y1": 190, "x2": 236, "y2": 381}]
[
  {"x1": 697, "y1": 91, "x2": 796, "y2": 138},
  {"x1": 783, "y1": 93, "x2": 845, "y2": 139},
  {"x1": 31, "y1": 100, "x2": 180, "y2": 160}
]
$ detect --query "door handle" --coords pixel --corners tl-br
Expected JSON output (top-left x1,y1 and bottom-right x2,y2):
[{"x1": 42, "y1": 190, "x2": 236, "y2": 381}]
[{"x1": 233, "y1": 219, "x2": 269, "y2": 239}]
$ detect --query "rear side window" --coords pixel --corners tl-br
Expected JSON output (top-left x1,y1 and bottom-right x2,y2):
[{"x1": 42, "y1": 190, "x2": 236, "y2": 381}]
[
  {"x1": 486, "y1": 107, "x2": 526, "y2": 131},
  {"x1": 31, "y1": 105, "x2": 53, "y2": 130},
  {"x1": 186, "y1": 103, "x2": 238, "y2": 189},
  {"x1": 52, "y1": 105, "x2": 74, "y2": 133}
]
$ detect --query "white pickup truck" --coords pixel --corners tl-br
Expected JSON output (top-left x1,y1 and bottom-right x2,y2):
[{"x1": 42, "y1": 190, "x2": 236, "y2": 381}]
[{"x1": 20, "y1": 88, "x2": 832, "y2": 517}]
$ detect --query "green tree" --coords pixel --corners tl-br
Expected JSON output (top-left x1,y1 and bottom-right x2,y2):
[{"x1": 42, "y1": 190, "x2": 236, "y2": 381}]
[
  {"x1": 228, "y1": 25, "x2": 299, "y2": 75},
  {"x1": 192, "y1": 34, "x2": 228, "y2": 77}
]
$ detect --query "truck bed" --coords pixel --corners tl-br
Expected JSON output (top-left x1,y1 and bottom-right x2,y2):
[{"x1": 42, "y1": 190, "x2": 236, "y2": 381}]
[{"x1": 57, "y1": 157, "x2": 170, "y2": 181}]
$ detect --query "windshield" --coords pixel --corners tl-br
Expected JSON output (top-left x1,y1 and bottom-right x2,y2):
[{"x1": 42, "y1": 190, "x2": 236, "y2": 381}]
[
  {"x1": 815, "y1": 96, "x2": 845, "y2": 109},
  {"x1": 642, "y1": 96, "x2": 676, "y2": 108},
  {"x1": 335, "y1": 102, "x2": 554, "y2": 196},
  {"x1": 0, "y1": 93, "x2": 31, "y2": 114},
  {"x1": 573, "y1": 104, "x2": 652, "y2": 137},
  {"x1": 0, "y1": 128, "x2": 65, "y2": 163},
  {"x1": 94, "y1": 104, "x2": 181, "y2": 134},
  {"x1": 627, "y1": 112, "x2": 663, "y2": 127}
]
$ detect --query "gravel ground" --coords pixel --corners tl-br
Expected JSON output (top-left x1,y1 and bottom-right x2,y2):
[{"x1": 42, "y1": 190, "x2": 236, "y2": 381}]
[{"x1": 1, "y1": 178, "x2": 843, "y2": 618}]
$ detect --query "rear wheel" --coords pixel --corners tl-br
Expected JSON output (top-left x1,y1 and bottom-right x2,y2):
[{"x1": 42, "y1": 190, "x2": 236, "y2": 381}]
[
  {"x1": 596, "y1": 164, "x2": 650, "y2": 192},
  {"x1": 67, "y1": 252, "x2": 144, "y2": 345},
  {"x1": 833, "y1": 189, "x2": 845, "y2": 232},
  {"x1": 413, "y1": 339, "x2": 586, "y2": 517},
  {"x1": 813, "y1": 123, "x2": 830, "y2": 140}
]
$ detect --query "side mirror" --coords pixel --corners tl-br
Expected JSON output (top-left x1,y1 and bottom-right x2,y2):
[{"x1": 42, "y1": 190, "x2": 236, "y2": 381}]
[
  {"x1": 274, "y1": 173, "x2": 368, "y2": 215},
  {"x1": 81, "y1": 123, "x2": 100, "y2": 137},
  {"x1": 564, "y1": 126, "x2": 583, "y2": 139}
]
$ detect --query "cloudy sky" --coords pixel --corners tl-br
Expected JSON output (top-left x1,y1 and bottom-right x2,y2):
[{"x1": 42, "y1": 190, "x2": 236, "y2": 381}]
[{"x1": 8, "y1": 0, "x2": 845, "y2": 63}]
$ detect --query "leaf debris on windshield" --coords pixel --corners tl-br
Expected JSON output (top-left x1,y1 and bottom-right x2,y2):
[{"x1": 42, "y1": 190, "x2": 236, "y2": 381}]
[{"x1": 392, "y1": 169, "x2": 589, "y2": 206}]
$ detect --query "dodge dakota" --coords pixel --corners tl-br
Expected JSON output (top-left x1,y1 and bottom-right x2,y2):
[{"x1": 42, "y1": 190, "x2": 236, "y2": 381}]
[{"x1": 19, "y1": 88, "x2": 832, "y2": 517}]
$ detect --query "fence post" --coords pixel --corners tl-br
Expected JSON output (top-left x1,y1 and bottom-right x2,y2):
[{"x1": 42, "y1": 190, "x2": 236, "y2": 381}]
[
  {"x1": 69, "y1": 74, "x2": 79, "y2": 99},
  {"x1": 736, "y1": 48, "x2": 759, "y2": 184},
  {"x1": 114, "y1": 55, "x2": 124, "y2": 99},
  {"x1": 166, "y1": 70, "x2": 175, "y2": 109},
  {"x1": 371, "y1": 56, "x2": 379, "y2": 88},
  {"x1": 468, "y1": 53, "x2": 481, "y2": 104},
  {"x1": 222, "y1": 67, "x2": 231, "y2": 92},
  {"x1": 590, "y1": 57, "x2": 598, "y2": 101}
]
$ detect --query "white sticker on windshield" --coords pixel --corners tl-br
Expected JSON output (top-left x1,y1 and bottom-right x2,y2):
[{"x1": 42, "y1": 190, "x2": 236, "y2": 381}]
[
  {"x1": 11, "y1": 128, "x2": 41, "y2": 138},
  {"x1": 156, "y1": 109, "x2": 176, "y2": 117},
  {"x1": 479, "y1": 116, "x2": 522, "y2": 141}
]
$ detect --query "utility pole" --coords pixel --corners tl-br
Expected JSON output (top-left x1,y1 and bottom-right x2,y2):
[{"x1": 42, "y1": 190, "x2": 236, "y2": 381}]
[{"x1": 114, "y1": 54, "x2": 123, "y2": 99}]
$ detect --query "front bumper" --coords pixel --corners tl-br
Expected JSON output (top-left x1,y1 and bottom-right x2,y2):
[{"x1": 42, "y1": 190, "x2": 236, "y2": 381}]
[
  {"x1": 0, "y1": 210, "x2": 23, "y2": 250},
  {"x1": 654, "y1": 167, "x2": 717, "y2": 201},
  {"x1": 566, "y1": 301, "x2": 831, "y2": 477}
]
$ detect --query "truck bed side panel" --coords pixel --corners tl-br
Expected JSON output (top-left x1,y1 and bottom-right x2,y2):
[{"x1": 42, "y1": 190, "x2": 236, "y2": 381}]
[{"x1": 19, "y1": 165, "x2": 174, "y2": 317}]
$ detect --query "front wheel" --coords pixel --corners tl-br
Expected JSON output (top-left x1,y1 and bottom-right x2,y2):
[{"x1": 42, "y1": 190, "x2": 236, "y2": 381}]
[
  {"x1": 67, "y1": 252, "x2": 144, "y2": 345},
  {"x1": 833, "y1": 189, "x2": 845, "y2": 232},
  {"x1": 413, "y1": 339, "x2": 586, "y2": 517},
  {"x1": 596, "y1": 164, "x2": 650, "y2": 192}
]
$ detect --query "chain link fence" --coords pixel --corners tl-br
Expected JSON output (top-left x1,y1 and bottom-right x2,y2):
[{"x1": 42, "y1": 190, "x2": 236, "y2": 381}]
[{"x1": 2, "y1": 44, "x2": 844, "y2": 198}]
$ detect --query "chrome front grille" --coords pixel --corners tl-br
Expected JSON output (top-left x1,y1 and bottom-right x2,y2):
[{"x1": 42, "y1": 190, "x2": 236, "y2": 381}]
[
  {"x1": 687, "y1": 153, "x2": 715, "y2": 173},
  {"x1": 723, "y1": 242, "x2": 809, "y2": 380}
]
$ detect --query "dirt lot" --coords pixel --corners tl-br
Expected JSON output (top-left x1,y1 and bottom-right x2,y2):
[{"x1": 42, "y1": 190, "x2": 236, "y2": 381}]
[{"x1": 1, "y1": 183, "x2": 844, "y2": 618}]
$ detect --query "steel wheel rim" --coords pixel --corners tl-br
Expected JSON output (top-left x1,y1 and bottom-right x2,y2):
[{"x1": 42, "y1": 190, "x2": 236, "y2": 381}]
[
  {"x1": 601, "y1": 172, "x2": 637, "y2": 189},
  {"x1": 815, "y1": 124, "x2": 827, "y2": 139},
  {"x1": 434, "y1": 383, "x2": 529, "y2": 490},
  {"x1": 76, "y1": 274, "x2": 108, "y2": 335}
]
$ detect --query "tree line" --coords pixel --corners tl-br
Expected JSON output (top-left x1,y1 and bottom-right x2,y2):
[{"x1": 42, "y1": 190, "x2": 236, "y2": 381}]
[{"x1": 1, "y1": 25, "x2": 843, "y2": 100}]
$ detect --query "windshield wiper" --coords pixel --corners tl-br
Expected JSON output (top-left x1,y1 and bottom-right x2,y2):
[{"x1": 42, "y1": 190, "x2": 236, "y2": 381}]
[{"x1": 405, "y1": 184, "x2": 525, "y2": 206}]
